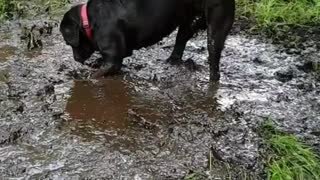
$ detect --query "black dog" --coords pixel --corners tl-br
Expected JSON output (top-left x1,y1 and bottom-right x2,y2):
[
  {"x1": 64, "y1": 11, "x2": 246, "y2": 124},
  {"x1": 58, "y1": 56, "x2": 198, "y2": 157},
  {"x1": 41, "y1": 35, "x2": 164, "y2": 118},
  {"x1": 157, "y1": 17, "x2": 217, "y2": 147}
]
[{"x1": 60, "y1": 0, "x2": 235, "y2": 81}]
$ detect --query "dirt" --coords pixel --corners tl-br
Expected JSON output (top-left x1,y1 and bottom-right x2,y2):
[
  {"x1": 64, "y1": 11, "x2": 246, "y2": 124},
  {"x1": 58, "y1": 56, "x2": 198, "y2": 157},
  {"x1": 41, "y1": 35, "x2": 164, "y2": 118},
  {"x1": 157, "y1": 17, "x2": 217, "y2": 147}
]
[{"x1": 0, "y1": 1, "x2": 319, "y2": 179}]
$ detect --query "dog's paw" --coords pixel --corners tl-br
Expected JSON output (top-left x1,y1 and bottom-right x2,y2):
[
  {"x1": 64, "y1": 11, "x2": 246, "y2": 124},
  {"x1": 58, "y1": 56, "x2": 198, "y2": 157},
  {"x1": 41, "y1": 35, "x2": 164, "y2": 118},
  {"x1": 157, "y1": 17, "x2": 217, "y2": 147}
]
[
  {"x1": 88, "y1": 58, "x2": 104, "y2": 69},
  {"x1": 90, "y1": 63, "x2": 121, "y2": 79},
  {"x1": 166, "y1": 56, "x2": 183, "y2": 65},
  {"x1": 90, "y1": 70, "x2": 105, "y2": 79}
]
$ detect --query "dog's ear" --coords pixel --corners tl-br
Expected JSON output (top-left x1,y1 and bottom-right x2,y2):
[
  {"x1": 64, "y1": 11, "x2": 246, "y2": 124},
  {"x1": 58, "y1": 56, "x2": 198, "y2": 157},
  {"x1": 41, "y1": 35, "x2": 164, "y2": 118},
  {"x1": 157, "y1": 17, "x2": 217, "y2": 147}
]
[{"x1": 60, "y1": 21, "x2": 80, "y2": 47}]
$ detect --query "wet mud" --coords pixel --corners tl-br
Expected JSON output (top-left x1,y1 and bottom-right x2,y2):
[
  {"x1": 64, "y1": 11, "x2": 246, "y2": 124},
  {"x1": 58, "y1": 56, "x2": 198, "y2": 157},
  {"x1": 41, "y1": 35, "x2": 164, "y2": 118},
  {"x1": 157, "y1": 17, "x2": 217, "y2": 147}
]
[{"x1": 0, "y1": 2, "x2": 320, "y2": 179}]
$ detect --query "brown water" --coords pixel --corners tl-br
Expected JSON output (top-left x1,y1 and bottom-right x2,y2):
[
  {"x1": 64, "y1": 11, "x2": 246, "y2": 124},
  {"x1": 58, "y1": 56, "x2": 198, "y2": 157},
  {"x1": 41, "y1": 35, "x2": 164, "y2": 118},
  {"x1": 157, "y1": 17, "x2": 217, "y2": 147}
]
[
  {"x1": 66, "y1": 79, "x2": 132, "y2": 130},
  {"x1": 64, "y1": 77, "x2": 174, "y2": 150},
  {"x1": 66, "y1": 77, "x2": 221, "y2": 133}
]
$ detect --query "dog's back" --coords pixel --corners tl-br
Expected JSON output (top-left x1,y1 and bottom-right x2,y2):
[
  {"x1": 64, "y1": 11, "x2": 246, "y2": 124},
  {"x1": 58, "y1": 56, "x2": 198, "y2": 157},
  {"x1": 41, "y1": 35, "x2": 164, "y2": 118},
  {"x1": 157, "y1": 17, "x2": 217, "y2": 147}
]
[{"x1": 88, "y1": 0, "x2": 201, "y2": 50}]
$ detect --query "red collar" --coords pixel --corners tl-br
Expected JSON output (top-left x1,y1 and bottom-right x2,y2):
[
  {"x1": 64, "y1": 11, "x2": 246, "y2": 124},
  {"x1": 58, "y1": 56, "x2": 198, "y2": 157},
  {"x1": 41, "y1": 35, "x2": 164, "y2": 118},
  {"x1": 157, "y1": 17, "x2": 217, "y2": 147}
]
[{"x1": 80, "y1": 4, "x2": 93, "y2": 40}]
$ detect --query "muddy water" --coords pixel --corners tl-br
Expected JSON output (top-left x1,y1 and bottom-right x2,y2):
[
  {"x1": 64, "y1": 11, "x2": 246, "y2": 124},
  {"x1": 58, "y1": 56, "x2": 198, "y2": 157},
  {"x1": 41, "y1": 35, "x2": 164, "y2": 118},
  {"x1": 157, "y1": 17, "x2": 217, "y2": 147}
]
[
  {"x1": 0, "y1": 4, "x2": 320, "y2": 179},
  {"x1": 66, "y1": 79, "x2": 132, "y2": 131}
]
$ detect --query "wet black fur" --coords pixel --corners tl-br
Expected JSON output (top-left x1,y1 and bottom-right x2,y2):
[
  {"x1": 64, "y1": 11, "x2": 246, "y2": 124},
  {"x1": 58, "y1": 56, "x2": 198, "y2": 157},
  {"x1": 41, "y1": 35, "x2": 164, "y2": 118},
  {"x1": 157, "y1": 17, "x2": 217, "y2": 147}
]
[{"x1": 60, "y1": 0, "x2": 235, "y2": 81}]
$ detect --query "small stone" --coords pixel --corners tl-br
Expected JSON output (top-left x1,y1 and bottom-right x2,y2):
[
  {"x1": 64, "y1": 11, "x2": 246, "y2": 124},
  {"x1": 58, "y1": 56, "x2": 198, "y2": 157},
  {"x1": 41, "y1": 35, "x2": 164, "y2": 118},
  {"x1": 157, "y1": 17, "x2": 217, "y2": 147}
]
[
  {"x1": 252, "y1": 57, "x2": 263, "y2": 64},
  {"x1": 275, "y1": 69, "x2": 294, "y2": 82}
]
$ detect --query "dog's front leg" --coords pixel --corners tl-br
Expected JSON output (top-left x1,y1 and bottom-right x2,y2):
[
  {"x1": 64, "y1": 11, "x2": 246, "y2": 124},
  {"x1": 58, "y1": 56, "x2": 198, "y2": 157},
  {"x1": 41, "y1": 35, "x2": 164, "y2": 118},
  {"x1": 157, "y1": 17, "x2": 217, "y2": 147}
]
[{"x1": 91, "y1": 31, "x2": 126, "y2": 79}]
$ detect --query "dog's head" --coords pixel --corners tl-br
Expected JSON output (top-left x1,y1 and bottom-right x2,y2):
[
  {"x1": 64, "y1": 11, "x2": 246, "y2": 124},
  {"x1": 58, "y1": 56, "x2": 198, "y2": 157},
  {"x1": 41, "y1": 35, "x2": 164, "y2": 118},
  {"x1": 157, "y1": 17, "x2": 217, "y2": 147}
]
[{"x1": 60, "y1": 5, "x2": 95, "y2": 63}]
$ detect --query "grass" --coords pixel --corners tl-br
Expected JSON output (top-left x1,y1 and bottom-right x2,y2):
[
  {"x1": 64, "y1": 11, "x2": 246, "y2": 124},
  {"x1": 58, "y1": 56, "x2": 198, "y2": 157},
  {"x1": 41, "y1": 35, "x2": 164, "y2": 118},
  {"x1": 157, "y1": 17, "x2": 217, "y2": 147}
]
[
  {"x1": 261, "y1": 120, "x2": 320, "y2": 180},
  {"x1": 0, "y1": 0, "x2": 13, "y2": 19},
  {"x1": 236, "y1": 0, "x2": 320, "y2": 29},
  {"x1": 0, "y1": 0, "x2": 69, "y2": 20}
]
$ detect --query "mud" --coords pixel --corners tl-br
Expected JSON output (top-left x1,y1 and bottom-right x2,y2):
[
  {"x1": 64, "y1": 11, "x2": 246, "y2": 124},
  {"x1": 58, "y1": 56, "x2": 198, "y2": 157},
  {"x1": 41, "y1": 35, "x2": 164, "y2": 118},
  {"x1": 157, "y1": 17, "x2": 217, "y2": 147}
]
[
  {"x1": 0, "y1": 45, "x2": 17, "y2": 63},
  {"x1": 0, "y1": 1, "x2": 320, "y2": 179}
]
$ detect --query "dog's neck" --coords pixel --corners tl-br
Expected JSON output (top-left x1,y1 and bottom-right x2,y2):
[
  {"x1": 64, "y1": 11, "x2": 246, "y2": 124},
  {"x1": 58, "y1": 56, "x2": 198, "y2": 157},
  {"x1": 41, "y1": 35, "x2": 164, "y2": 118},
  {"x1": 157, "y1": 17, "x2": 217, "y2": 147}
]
[{"x1": 80, "y1": 4, "x2": 93, "y2": 41}]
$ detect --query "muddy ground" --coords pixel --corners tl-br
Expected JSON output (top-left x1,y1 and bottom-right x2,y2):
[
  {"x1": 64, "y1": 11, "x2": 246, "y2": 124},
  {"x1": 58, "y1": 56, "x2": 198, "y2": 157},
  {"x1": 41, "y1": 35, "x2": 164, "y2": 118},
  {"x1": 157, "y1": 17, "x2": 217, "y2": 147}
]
[{"x1": 0, "y1": 1, "x2": 320, "y2": 179}]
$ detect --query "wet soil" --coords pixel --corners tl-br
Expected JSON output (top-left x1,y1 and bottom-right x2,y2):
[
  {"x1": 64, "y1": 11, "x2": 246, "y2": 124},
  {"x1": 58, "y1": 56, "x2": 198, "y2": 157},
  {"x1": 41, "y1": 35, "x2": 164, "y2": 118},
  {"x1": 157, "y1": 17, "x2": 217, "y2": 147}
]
[{"x1": 0, "y1": 2, "x2": 319, "y2": 179}]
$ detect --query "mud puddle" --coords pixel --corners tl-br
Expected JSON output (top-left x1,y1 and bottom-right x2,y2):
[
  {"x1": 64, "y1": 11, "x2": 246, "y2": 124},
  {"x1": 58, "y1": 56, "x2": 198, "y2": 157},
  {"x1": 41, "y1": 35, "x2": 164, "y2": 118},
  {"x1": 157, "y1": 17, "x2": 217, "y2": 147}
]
[
  {"x1": 64, "y1": 78, "x2": 169, "y2": 146},
  {"x1": 66, "y1": 79, "x2": 133, "y2": 131},
  {"x1": 0, "y1": 3, "x2": 320, "y2": 179}
]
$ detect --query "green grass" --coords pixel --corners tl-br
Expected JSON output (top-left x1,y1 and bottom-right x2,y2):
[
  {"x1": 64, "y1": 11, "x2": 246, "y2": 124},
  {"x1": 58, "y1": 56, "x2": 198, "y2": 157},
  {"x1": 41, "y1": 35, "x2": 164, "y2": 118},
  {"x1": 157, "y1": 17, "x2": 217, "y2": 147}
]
[
  {"x1": 0, "y1": 0, "x2": 69, "y2": 20},
  {"x1": 0, "y1": 0, "x2": 13, "y2": 19},
  {"x1": 236, "y1": 0, "x2": 320, "y2": 29},
  {"x1": 261, "y1": 120, "x2": 320, "y2": 180}
]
